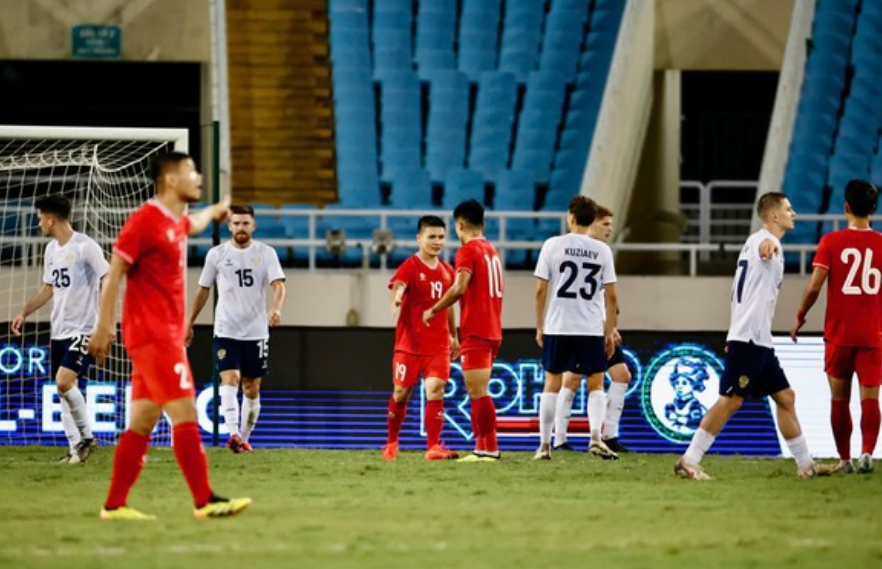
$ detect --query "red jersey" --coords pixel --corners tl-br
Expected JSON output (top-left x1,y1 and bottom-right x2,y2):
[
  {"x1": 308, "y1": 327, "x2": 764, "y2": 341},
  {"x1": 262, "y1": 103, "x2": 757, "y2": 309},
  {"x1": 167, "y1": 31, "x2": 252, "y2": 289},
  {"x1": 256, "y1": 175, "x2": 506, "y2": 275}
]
[
  {"x1": 455, "y1": 237, "x2": 503, "y2": 340},
  {"x1": 389, "y1": 255, "x2": 454, "y2": 355},
  {"x1": 113, "y1": 200, "x2": 191, "y2": 350},
  {"x1": 813, "y1": 228, "x2": 882, "y2": 347}
]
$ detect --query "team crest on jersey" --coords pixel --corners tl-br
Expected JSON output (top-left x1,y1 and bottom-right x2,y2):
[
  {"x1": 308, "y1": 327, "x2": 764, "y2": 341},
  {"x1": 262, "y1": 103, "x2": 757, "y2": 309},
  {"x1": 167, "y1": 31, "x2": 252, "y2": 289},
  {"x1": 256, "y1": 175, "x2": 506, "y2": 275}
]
[
  {"x1": 64, "y1": 252, "x2": 75, "y2": 263},
  {"x1": 251, "y1": 257, "x2": 263, "y2": 265},
  {"x1": 217, "y1": 349, "x2": 226, "y2": 360},
  {"x1": 167, "y1": 229, "x2": 175, "y2": 242},
  {"x1": 639, "y1": 344, "x2": 723, "y2": 444},
  {"x1": 419, "y1": 273, "x2": 426, "y2": 281},
  {"x1": 739, "y1": 375, "x2": 750, "y2": 389}
]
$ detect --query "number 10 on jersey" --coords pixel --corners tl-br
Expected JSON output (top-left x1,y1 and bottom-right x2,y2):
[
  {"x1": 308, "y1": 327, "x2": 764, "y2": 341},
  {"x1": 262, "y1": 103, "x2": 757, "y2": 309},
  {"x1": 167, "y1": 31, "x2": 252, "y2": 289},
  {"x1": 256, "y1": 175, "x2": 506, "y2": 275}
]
[{"x1": 484, "y1": 254, "x2": 503, "y2": 298}]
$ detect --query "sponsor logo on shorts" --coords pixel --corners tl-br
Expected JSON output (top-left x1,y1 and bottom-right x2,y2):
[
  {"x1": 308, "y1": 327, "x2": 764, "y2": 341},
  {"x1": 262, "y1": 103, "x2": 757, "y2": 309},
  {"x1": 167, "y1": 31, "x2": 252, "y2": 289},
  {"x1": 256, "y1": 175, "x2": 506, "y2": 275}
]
[
  {"x1": 217, "y1": 349, "x2": 226, "y2": 360},
  {"x1": 739, "y1": 375, "x2": 750, "y2": 389}
]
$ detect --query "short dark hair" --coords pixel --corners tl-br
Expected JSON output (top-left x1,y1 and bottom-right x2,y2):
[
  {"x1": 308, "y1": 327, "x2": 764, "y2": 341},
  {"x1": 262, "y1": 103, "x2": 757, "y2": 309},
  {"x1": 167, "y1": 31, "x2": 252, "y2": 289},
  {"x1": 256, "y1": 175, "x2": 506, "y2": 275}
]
[
  {"x1": 595, "y1": 204, "x2": 614, "y2": 219},
  {"x1": 568, "y1": 195, "x2": 597, "y2": 226},
  {"x1": 844, "y1": 179, "x2": 878, "y2": 218},
  {"x1": 150, "y1": 151, "x2": 194, "y2": 184},
  {"x1": 453, "y1": 199, "x2": 484, "y2": 227},
  {"x1": 417, "y1": 215, "x2": 445, "y2": 233},
  {"x1": 35, "y1": 194, "x2": 72, "y2": 220},
  {"x1": 230, "y1": 204, "x2": 255, "y2": 217},
  {"x1": 756, "y1": 192, "x2": 788, "y2": 218}
]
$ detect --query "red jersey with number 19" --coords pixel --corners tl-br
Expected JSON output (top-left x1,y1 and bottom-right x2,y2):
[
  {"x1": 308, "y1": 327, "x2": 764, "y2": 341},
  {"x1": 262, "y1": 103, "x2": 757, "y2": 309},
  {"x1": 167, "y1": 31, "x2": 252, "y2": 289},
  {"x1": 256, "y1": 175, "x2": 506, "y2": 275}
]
[
  {"x1": 389, "y1": 255, "x2": 455, "y2": 355},
  {"x1": 455, "y1": 237, "x2": 503, "y2": 341},
  {"x1": 813, "y1": 228, "x2": 882, "y2": 347},
  {"x1": 113, "y1": 200, "x2": 191, "y2": 350}
]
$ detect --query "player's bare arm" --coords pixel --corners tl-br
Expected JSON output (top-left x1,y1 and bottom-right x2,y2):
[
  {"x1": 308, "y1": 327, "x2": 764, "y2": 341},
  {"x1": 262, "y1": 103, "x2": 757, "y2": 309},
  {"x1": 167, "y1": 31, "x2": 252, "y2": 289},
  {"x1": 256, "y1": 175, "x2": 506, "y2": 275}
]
[
  {"x1": 447, "y1": 304, "x2": 460, "y2": 360},
  {"x1": 758, "y1": 238, "x2": 780, "y2": 261},
  {"x1": 269, "y1": 279, "x2": 286, "y2": 327},
  {"x1": 790, "y1": 267, "x2": 828, "y2": 342},
  {"x1": 87, "y1": 254, "x2": 129, "y2": 365},
  {"x1": 390, "y1": 282, "x2": 406, "y2": 318},
  {"x1": 422, "y1": 270, "x2": 471, "y2": 325},
  {"x1": 186, "y1": 286, "x2": 212, "y2": 347},
  {"x1": 11, "y1": 284, "x2": 53, "y2": 336},
  {"x1": 604, "y1": 283, "x2": 619, "y2": 357},
  {"x1": 188, "y1": 195, "x2": 232, "y2": 235},
  {"x1": 534, "y1": 278, "x2": 548, "y2": 348}
]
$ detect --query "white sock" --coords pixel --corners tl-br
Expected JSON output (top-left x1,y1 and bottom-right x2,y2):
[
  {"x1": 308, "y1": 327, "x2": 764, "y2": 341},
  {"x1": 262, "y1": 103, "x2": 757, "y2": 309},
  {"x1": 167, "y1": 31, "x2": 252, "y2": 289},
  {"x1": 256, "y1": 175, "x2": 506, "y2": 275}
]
[
  {"x1": 220, "y1": 385, "x2": 240, "y2": 437},
  {"x1": 60, "y1": 386, "x2": 92, "y2": 439},
  {"x1": 539, "y1": 392, "x2": 557, "y2": 446},
  {"x1": 587, "y1": 390, "x2": 607, "y2": 443},
  {"x1": 240, "y1": 396, "x2": 261, "y2": 443},
  {"x1": 554, "y1": 387, "x2": 576, "y2": 447},
  {"x1": 785, "y1": 435, "x2": 814, "y2": 471},
  {"x1": 683, "y1": 428, "x2": 716, "y2": 465},
  {"x1": 603, "y1": 382, "x2": 628, "y2": 439},
  {"x1": 59, "y1": 397, "x2": 80, "y2": 451}
]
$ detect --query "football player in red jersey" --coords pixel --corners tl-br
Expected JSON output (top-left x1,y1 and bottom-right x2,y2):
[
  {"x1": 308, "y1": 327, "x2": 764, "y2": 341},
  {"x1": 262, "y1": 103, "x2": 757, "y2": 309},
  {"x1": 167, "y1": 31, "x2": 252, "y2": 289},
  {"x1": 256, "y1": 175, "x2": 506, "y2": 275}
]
[
  {"x1": 383, "y1": 216, "x2": 459, "y2": 461},
  {"x1": 88, "y1": 152, "x2": 251, "y2": 520},
  {"x1": 423, "y1": 199, "x2": 503, "y2": 462},
  {"x1": 792, "y1": 179, "x2": 882, "y2": 474}
]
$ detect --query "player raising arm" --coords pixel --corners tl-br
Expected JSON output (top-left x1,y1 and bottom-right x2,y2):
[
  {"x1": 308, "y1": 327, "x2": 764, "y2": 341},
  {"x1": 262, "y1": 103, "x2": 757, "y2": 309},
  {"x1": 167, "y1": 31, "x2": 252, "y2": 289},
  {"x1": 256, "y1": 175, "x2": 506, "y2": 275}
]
[
  {"x1": 11, "y1": 194, "x2": 108, "y2": 464},
  {"x1": 675, "y1": 192, "x2": 831, "y2": 480},
  {"x1": 383, "y1": 216, "x2": 459, "y2": 461},
  {"x1": 791, "y1": 179, "x2": 882, "y2": 474},
  {"x1": 422, "y1": 199, "x2": 503, "y2": 462},
  {"x1": 186, "y1": 203, "x2": 286, "y2": 454},
  {"x1": 533, "y1": 196, "x2": 618, "y2": 461},
  {"x1": 88, "y1": 152, "x2": 251, "y2": 520}
]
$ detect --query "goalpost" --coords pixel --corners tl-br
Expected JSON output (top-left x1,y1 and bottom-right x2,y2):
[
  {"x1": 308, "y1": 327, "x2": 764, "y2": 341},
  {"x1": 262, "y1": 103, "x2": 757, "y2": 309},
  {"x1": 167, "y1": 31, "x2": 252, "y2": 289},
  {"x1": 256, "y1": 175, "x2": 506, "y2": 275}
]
[{"x1": 0, "y1": 125, "x2": 189, "y2": 448}]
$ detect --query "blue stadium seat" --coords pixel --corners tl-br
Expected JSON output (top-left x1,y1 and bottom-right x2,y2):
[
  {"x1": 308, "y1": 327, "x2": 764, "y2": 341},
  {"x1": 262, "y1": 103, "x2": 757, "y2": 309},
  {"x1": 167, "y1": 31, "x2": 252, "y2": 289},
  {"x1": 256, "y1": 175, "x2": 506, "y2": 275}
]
[
  {"x1": 389, "y1": 168, "x2": 434, "y2": 209},
  {"x1": 443, "y1": 169, "x2": 485, "y2": 208}
]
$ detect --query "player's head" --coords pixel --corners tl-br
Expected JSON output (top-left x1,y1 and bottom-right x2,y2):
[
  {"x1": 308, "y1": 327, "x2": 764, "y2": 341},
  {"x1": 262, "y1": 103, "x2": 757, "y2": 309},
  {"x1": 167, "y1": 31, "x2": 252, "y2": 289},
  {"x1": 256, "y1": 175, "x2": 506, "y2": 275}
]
[
  {"x1": 844, "y1": 179, "x2": 878, "y2": 218},
  {"x1": 756, "y1": 191, "x2": 795, "y2": 231},
  {"x1": 416, "y1": 215, "x2": 446, "y2": 259},
  {"x1": 151, "y1": 152, "x2": 202, "y2": 203},
  {"x1": 228, "y1": 204, "x2": 255, "y2": 246},
  {"x1": 35, "y1": 194, "x2": 72, "y2": 237},
  {"x1": 567, "y1": 195, "x2": 597, "y2": 231},
  {"x1": 453, "y1": 199, "x2": 484, "y2": 243},
  {"x1": 588, "y1": 204, "x2": 614, "y2": 242}
]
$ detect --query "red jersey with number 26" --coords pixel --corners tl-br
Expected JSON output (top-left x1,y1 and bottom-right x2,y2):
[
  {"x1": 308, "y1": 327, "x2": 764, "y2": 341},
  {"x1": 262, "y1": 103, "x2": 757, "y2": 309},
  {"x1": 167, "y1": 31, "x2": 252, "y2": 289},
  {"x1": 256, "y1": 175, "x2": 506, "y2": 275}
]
[
  {"x1": 113, "y1": 200, "x2": 191, "y2": 351},
  {"x1": 389, "y1": 255, "x2": 455, "y2": 355},
  {"x1": 813, "y1": 228, "x2": 882, "y2": 347},
  {"x1": 455, "y1": 237, "x2": 503, "y2": 341}
]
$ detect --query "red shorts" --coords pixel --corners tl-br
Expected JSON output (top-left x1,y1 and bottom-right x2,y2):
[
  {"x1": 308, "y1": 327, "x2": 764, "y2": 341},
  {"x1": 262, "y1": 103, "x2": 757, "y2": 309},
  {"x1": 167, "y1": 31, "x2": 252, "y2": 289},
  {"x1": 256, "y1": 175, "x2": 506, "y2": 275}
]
[
  {"x1": 392, "y1": 351, "x2": 450, "y2": 388},
  {"x1": 130, "y1": 342, "x2": 196, "y2": 405},
  {"x1": 459, "y1": 336, "x2": 502, "y2": 371},
  {"x1": 825, "y1": 343, "x2": 882, "y2": 387}
]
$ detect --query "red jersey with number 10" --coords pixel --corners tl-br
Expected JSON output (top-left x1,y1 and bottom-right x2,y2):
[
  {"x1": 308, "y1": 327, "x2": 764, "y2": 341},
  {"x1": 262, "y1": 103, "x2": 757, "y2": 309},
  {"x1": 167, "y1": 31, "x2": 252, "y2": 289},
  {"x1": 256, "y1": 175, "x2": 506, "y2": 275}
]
[
  {"x1": 389, "y1": 255, "x2": 455, "y2": 355},
  {"x1": 813, "y1": 228, "x2": 882, "y2": 347},
  {"x1": 113, "y1": 200, "x2": 191, "y2": 350},
  {"x1": 455, "y1": 237, "x2": 503, "y2": 341}
]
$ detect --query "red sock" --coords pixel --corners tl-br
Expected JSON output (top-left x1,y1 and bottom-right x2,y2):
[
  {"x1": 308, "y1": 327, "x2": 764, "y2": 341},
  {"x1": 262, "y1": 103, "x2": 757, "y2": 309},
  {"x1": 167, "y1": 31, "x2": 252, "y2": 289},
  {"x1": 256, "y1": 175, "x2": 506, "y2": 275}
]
[
  {"x1": 471, "y1": 403, "x2": 484, "y2": 452},
  {"x1": 861, "y1": 398, "x2": 880, "y2": 455},
  {"x1": 387, "y1": 397, "x2": 407, "y2": 444},
  {"x1": 172, "y1": 422, "x2": 213, "y2": 508},
  {"x1": 104, "y1": 430, "x2": 150, "y2": 510},
  {"x1": 425, "y1": 399, "x2": 444, "y2": 449},
  {"x1": 474, "y1": 396, "x2": 498, "y2": 453},
  {"x1": 831, "y1": 399, "x2": 853, "y2": 461}
]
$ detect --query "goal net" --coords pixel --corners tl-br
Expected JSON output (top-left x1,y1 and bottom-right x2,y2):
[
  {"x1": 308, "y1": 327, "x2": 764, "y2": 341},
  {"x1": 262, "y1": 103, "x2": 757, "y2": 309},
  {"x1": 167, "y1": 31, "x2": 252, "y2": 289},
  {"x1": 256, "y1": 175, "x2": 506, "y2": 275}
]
[{"x1": 0, "y1": 126, "x2": 189, "y2": 448}]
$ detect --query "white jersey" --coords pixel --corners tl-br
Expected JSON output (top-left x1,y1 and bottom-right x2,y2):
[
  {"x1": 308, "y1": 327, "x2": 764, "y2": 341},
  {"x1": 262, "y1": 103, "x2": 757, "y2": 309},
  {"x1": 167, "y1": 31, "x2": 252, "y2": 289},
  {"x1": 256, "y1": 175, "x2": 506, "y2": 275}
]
[
  {"x1": 534, "y1": 232, "x2": 617, "y2": 336},
  {"x1": 42, "y1": 232, "x2": 109, "y2": 339},
  {"x1": 199, "y1": 240, "x2": 286, "y2": 340},
  {"x1": 727, "y1": 228, "x2": 783, "y2": 348}
]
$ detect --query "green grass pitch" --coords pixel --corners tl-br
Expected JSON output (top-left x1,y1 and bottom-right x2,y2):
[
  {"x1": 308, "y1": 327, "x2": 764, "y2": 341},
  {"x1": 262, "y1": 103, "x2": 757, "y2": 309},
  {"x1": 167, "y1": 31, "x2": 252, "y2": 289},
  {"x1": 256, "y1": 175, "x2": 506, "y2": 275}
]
[{"x1": 1, "y1": 446, "x2": 881, "y2": 569}]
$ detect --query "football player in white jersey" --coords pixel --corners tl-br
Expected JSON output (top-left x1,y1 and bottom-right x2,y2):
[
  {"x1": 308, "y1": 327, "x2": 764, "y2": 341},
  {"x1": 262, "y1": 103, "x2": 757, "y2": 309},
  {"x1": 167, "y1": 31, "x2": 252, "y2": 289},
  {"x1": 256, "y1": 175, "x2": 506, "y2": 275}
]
[
  {"x1": 11, "y1": 194, "x2": 109, "y2": 464},
  {"x1": 675, "y1": 192, "x2": 831, "y2": 480},
  {"x1": 553, "y1": 205, "x2": 633, "y2": 454},
  {"x1": 533, "y1": 195, "x2": 618, "y2": 460},
  {"x1": 186, "y1": 204, "x2": 286, "y2": 453}
]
